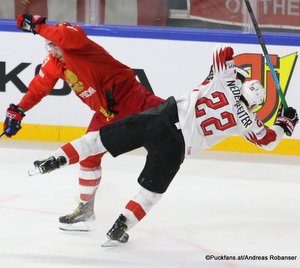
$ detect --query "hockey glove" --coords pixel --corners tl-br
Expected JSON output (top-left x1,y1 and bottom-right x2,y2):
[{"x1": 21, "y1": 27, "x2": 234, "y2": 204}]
[
  {"x1": 275, "y1": 106, "x2": 299, "y2": 136},
  {"x1": 202, "y1": 47, "x2": 234, "y2": 85},
  {"x1": 224, "y1": 46, "x2": 234, "y2": 61},
  {"x1": 216, "y1": 46, "x2": 234, "y2": 63},
  {"x1": 16, "y1": 13, "x2": 46, "y2": 34},
  {"x1": 3, "y1": 104, "x2": 25, "y2": 137}
]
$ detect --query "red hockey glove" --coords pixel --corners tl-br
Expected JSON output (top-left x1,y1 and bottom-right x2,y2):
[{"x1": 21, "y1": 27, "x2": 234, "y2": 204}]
[
  {"x1": 3, "y1": 104, "x2": 25, "y2": 137},
  {"x1": 275, "y1": 106, "x2": 299, "y2": 136},
  {"x1": 223, "y1": 46, "x2": 234, "y2": 61},
  {"x1": 16, "y1": 13, "x2": 46, "y2": 34},
  {"x1": 217, "y1": 46, "x2": 234, "y2": 63}
]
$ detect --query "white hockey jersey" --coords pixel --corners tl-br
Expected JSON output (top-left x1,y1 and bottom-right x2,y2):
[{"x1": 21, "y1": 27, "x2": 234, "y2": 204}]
[{"x1": 176, "y1": 53, "x2": 284, "y2": 156}]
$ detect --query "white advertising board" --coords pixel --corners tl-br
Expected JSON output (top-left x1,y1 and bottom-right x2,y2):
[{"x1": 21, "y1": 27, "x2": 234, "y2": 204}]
[{"x1": 0, "y1": 31, "x2": 299, "y2": 138}]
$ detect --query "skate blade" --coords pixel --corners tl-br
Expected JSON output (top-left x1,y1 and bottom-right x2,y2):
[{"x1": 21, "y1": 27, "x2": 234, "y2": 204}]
[
  {"x1": 59, "y1": 222, "x2": 91, "y2": 232},
  {"x1": 101, "y1": 239, "x2": 122, "y2": 247},
  {"x1": 101, "y1": 233, "x2": 129, "y2": 247},
  {"x1": 28, "y1": 167, "x2": 40, "y2": 177}
]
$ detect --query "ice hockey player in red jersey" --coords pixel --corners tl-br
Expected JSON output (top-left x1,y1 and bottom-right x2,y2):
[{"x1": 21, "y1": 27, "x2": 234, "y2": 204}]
[
  {"x1": 3, "y1": 14, "x2": 163, "y2": 231},
  {"x1": 30, "y1": 46, "x2": 298, "y2": 246}
]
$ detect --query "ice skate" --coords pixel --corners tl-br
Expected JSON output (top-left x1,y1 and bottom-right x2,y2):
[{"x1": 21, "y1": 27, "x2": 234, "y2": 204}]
[
  {"x1": 101, "y1": 214, "x2": 129, "y2": 247},
  {"x1": 59, "y1": 200, "x2": 95, "y2": 232},
  {"x1": 29, "y1": 156, "x2": 67, "y2": 176}
]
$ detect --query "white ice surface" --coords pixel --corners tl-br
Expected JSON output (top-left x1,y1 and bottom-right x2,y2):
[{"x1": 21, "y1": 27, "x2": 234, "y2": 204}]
[{"x1": 0, "y1": 140, "x2": 300, "y2": 268}]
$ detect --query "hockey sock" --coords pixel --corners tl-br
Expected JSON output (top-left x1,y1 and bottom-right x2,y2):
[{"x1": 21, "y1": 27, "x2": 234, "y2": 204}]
[
  {"x1": 79, "y1": 166, "x2": 102, "y2": 202},
  {"x1": 122, "y1": 186, "x2": 162, "y2": 230},
  {"x1": 55, "y1": 131, "x2": 106, "y2": 165}
]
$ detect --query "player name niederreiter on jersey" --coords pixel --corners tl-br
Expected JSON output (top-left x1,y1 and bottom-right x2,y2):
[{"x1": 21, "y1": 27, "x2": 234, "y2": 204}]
[{"x1": 176, "y1": 53, "x2": 284, "y2": 156}]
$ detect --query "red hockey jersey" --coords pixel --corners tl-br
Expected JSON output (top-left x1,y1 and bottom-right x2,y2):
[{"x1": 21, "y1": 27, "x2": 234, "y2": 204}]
[{"x1": 18, "y1": 23, "x2": 135, "y2": 119}]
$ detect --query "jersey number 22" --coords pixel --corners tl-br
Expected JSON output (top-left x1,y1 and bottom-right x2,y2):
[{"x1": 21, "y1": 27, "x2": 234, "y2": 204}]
[{"x1": 195, "y1": 91, "x2": 236, "y2": 136}]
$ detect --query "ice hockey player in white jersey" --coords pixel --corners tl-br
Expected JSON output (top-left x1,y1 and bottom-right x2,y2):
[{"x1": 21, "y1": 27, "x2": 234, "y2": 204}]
[
  {"x1": 177, "y1": 47, "x2": 283, "y2": 155},
  {"x1": 30, "y1": 46, "x2": 298, "y2": 246}
]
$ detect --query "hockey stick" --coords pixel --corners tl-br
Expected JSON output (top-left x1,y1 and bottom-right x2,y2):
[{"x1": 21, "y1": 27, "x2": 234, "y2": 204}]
[
  {"x1": 0, "y1": 131, "x2": 6, "y2": 138},
  {"x1": 243, "y1": 0, "x2": 288, "y2": 109},
  {"x1": 0, "y1": 127, "x2": 11, "y2": 138}
]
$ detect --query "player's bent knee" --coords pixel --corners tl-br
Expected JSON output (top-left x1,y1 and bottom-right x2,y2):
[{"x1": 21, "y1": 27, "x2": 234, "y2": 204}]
[{"x1": 139, "y1": 186, "x2": 162, "y2": 206}]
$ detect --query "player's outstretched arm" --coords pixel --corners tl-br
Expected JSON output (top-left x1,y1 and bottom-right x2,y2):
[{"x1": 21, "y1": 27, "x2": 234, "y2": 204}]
[
  {"x1": 245, "y1": 106, "x2": 299, "y2": 151},
  {"x1": 212, "y1": 46, "x2": 234, "y2": 75},
  {"x1": 2, "y1": 55, "x2": 60, "y2": 138},
  {"x1": 17, "y1": 13, "x2": 87, "y2": 50}
]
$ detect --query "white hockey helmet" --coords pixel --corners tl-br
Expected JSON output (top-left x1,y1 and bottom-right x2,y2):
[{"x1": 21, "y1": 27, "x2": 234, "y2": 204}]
[{"x1": 241, "y1": 80, "x2": 265, "y2": 109}]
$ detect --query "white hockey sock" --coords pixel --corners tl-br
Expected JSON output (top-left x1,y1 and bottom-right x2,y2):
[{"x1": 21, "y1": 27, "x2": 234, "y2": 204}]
[
  {"x1": 122, "y1": 186, "x2": 162, "y2": 230},
  {"x1": 56, "y1": 131, "x2": 106, "y2": 165},
  {"x1": 79, "y1": 166, "x2": 102, "y2": 202}
]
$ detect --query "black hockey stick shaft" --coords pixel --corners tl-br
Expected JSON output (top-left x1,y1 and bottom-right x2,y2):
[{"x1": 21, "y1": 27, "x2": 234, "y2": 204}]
[
  {"x1": 0, "y1": 127, "x2": 11, "y2": 138},
  {"x1": 0, "y1": 131, "x2": 6, "y2": 138},
  {"x1": 243, "y1": 0, "x2": 288, "y2": 109}
]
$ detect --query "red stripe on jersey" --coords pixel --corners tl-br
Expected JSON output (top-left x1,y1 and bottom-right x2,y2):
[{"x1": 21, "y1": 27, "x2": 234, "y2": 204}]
[
  {"x1": 247, "y1": 127, "x2": 277, "y2": 147},
  {"x1": 61, "y1": 143, "x2": 79, "y2": 164},
  {"x1": 79, "y1": 178, "x2": 101, "y2": 187},
  {"x1": 125, "y1": 200, "x2": 146, "y2": 221}
]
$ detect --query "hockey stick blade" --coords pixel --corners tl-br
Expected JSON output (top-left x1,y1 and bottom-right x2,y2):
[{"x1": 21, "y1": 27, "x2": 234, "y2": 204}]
[{"x1": 243, "y1": 0, "x2": 288, "y2": 109}]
